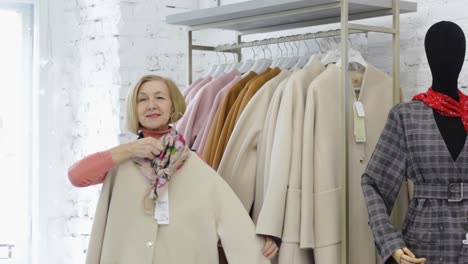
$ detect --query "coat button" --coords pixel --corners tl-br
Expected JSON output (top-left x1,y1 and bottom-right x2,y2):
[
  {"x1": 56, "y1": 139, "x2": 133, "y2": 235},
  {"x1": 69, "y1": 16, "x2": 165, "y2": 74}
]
[{"x1": 146, "y1": 241, "x2": 154, "y2": 248}]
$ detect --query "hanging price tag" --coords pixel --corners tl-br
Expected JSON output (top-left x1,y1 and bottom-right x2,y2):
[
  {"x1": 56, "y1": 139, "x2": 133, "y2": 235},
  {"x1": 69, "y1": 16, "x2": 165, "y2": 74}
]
[
  {"x1": 354, "y1": 101, "x2": 366, "y2": 117},
  {"x1": 155, "y1": 187, "x2": 170, "y2": 225},
  {"x1": 354, "y1": 102, "x2": 366, "y2": 143}
]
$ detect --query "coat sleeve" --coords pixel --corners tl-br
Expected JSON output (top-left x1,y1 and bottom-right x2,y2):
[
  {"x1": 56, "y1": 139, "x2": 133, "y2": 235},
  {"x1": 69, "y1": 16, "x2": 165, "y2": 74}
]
[
  {"x1": 217, "y1": 105, "x2": 260, "y2": 213},
  {"x1": 361, "y1": 106, "x2": 408, "y2": 263},
  {"x1": 214, "y1": 176, "x2": 271, "y2": 264},
  {"x1": 301, "y1": 83, "x2": 316, "y2": 248},
  {"x1": 85, "y1": 168, "x2": 118, "y2": 264},
  {"x1": 255, "y1": 78, "x2": 292, "y2": 239}
]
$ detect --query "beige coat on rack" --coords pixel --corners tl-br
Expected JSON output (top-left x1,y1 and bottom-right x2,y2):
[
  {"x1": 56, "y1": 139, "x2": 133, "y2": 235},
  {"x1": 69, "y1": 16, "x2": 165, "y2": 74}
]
[
  {"x1": 256, "y1": 61, "x2": 326, "y2": 264},
  {"x1": 85, "y1": 153, "x2": 270, "y2": 264},
  {"x1": 217, "y1": 70, "x2": 291, "y2": 213},
  {"x1": 301, "y1": 64, "x2": 409, "y2": 264},
  {"x1": 345, "y1": 64, "x2": 410, "y2": 264}
]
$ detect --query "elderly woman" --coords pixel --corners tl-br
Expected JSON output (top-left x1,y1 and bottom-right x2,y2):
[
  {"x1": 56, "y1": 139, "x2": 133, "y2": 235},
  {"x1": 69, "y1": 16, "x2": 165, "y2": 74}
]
[{"x1": 68, "y1": 75, "x2": 277, "y2": 263}]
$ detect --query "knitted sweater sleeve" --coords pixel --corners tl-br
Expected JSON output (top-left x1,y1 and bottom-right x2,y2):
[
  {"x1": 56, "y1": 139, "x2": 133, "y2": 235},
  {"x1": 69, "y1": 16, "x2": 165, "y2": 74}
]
[{"x1": 68, "y1": 150, "x2": 116, "y2": 187}]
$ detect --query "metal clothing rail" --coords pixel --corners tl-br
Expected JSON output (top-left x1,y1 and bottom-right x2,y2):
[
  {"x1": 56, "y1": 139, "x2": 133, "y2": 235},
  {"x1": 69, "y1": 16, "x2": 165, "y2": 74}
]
[
  {"x1": 168, "y1": 1, "x2": 414, "y2": 263},
  {"x1": 212, "y1": 29, "x2": 364, "y2": 53}
]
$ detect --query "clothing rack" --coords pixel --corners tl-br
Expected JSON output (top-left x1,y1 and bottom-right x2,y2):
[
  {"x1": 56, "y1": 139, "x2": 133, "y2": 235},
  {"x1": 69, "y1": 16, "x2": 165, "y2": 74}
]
[
  {"x1": 212, "y1": 29, "x2": 364, "y2": 53},
  {"x1": 166, "y1": 1, "x2": 417, "y2": 263}
]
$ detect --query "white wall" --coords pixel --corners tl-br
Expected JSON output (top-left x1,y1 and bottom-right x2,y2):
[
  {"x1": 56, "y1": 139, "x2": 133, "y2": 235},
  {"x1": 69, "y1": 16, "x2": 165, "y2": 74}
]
[
  {"x1": 36, "y1": 0, "x2": 468, "y2": 263},
  {"x1": 37, "y1": 0, "x2": 120, "y2": 263}
]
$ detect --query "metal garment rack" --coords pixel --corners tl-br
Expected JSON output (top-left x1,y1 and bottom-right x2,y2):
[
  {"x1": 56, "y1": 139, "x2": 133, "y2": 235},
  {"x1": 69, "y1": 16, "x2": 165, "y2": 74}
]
[{"x1": 167, "y1": 1, "x2": 416, "y2": 263}]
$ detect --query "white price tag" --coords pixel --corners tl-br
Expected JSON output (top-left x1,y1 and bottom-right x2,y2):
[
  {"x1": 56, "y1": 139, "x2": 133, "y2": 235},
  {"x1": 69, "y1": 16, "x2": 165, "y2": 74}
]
[
  {"x1": 353, "y1": 104, "x2": 366, "y2": 143},
  {"x1": 354, "y1": 101, "x2": 366, "y2": 117},
  {"x1": 155, "y1": 187, "x2": 170, "y2": 225}
]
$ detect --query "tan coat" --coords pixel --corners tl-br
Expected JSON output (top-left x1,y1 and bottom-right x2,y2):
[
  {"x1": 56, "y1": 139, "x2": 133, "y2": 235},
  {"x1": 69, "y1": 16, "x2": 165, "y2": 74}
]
[
  {"x1": 86, "y1": 153, "x2": 270, "y2": 264},
  {"x1": 203, "y1": 71, "x2": 258, "y2": 165},
  {"x1": 256, "y1": 62, "x2": 325, "y2": 264},
  {"x1": 211, "y1": 68, "x2": 281, "y2": 170}
]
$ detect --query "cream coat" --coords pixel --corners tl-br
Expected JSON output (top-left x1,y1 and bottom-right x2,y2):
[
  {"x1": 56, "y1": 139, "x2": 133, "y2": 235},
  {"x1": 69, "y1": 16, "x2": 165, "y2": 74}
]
[
  {"x1": 301, "y1": 64, "x2": 344, "y2": 264},
  {"x1": 302, "y1": 64, "x2": 409, "y2": 264},
  {"x1": 217, "y1": 70, "x2": 290, "y2": 213},
  {"x1": 256, "y1": 62, "x2": 325, "y2": 264},
  {"x1": 86, "y1": 152, "x2": 270, "y2": 264}
]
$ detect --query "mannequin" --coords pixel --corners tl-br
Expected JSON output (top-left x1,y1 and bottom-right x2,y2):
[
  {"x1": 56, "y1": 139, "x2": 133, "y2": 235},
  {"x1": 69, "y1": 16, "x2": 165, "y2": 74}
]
[
  {"x1": 391, "y1": 21, "x2": 467, "y2": 264},
  {"x1": 425, "y1": 21, "x2": 467, "y2": 160},
  {"x1": 362, "y1": 21, "x2": 468, "y2": 264}
]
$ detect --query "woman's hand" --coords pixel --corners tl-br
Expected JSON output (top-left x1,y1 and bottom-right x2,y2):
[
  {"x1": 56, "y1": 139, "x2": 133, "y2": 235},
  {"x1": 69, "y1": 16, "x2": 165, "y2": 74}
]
[
  {"x1": 111, "y1": 137, "x2": 164, "y2": 163},
  {"x1": 262, "y1": 236, "x2": 279, "y2": 259},
  {"x1": 392, "y1": 247, "x2": 426, "y2": 264},
  {"x1": 127, "y1": 137, "x2": 165, "y2": 159}
]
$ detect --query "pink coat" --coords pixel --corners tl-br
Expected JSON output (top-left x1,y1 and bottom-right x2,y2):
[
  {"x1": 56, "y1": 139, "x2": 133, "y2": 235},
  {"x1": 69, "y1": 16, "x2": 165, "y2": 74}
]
[
  {"x1": 185, "y1": 76, "x2": 213, "y2": 104},
  {"x1": 192, "y1": 75, "x2": 242, "y2": 152},
  {"x1": 177, "y1": 70, "x2": 240, "y2": 147}
]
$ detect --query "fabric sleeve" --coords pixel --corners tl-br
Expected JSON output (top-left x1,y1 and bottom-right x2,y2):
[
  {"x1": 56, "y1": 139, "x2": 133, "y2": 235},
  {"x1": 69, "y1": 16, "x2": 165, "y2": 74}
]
[
  {"x1": 85, "y1": 167, "x2": 118, "y2": 264},
  {"x1": 300, "y1": 83, "x2": 316, "y2": 248},
  {"x1": 255, "y1": 79, "x2": 292, "y2": 238},
  {"x1": 361, "y1": 106, "x2": 408, "y2": 263},
  {"x1": 217, "y1": 94, "x2": 262, "y2": 213},
  {"x1": 214, "y1": 176, "x2": 271, "y2": 264},
  {"x1": 68, "y1": 150, "x2": 115, "y2": 187}
]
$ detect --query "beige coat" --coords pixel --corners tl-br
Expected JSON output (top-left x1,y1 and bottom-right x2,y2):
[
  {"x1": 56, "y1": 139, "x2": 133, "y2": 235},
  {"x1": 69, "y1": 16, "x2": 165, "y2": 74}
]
[
  {"x1": 256, "y1": 62, "x2": 325, "y2": 264},
  {"x1": 302, "y1": 64, "x2": 409, "y2": 264},
  {"x1": 86, "y1": 152, "x2": 270, "y2": 264},
  {"x1": 346, "y1": 65, "x2": 410, "y2": 264},
  {"x1": 217, "y1": 70, "x2": 291, "y2": 213},
  {"x1": 301, "y1": 64, "x2": 344, "y2": 264},
  {"x1": 254, "y1": 74, "x2": 292, "y2": 223}
]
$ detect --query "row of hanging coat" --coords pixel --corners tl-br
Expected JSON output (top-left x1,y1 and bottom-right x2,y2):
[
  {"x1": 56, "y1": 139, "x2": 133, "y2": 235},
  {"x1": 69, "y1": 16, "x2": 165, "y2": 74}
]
[{"x1": 176, "y1": 34, "x2": 410, "y2": 264}]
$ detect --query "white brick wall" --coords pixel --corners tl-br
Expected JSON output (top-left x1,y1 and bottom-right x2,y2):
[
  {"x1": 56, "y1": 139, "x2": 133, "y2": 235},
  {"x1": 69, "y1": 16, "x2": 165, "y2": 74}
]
[{"x1": 37, "y1": 0, "x2": 468, "y2": 263}]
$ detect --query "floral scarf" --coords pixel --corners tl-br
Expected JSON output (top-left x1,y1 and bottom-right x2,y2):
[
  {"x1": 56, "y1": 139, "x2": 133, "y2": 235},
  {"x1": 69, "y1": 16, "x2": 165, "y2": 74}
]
[
  {"x1": 413, "y1": 87, "x2": 468, "y2": 131},
  {"x1": 132, "y1": 128, "x2": 191, "y2": 213}
]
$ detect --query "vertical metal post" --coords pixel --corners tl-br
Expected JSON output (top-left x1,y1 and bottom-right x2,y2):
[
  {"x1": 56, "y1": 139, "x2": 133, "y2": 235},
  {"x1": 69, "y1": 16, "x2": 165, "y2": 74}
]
[
  {"x1": 188, "y1": 30, "x2": 193, "y2": 86},
  {"x1": 393, "y1": 0, "x2": 401, "y2": 104},
  {"x1": 237, "y1": 34, "x2": 242, "y2": 62},
  {"x1": 340, "y1": 1, "x2": 349, "y2": 264}
]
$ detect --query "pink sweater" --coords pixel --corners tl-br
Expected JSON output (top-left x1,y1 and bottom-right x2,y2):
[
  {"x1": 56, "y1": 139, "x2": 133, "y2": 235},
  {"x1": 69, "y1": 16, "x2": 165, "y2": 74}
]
[{"x1": 68, "y1": 128, "x2": 170, "y2": 187}]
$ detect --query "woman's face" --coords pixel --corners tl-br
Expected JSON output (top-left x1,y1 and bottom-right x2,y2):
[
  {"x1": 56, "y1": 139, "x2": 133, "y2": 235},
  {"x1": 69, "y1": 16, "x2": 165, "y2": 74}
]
[{"x1": 137, "y1": 80, "x2": 173, "y2": 131}]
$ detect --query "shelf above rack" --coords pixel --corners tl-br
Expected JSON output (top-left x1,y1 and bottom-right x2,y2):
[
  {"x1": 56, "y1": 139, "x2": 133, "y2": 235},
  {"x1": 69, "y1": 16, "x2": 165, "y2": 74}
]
[{"x1": 166, "y1": 0, "x2": 417, "y2": 35}]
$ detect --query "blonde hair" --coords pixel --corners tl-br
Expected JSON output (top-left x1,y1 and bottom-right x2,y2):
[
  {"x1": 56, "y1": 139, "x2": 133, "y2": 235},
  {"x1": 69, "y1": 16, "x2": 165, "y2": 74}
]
[{"x1": 125, "y1": 75, "x2": 186, "y2": 134}]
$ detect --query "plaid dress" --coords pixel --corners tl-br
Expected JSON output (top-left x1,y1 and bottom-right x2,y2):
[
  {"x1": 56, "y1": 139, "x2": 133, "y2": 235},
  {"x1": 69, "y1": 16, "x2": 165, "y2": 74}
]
[{"x1": 362, "y1": 101, "x2": 468, "y2": 264}]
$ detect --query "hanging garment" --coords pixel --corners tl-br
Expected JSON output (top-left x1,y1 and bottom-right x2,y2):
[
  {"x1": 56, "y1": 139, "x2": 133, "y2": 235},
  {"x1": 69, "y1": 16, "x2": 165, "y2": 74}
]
[
  {"x1": 254, "y1": 75, "x2": 292, "y2": 223},
  {"x1": 301, "y1": 64, "x2": 344, "y2": 264},
  {"x1": 192, "y1": 75, "x2": 242, "y2": 152},
  {"x1": 211, "y1": 68, "x2": 281, "y2": 170},
  {"x1": 217, "y1": 69, "x2": 291, "y2": 213},
  {"x1": 256, "y1": 62, "x2": 325, "y2": 264},
  {"x1": 86, "y1": 152, "x2": 270, "y2": 264},
  {"x1": 176, "y1": 70, "x2": 240, "y2": 147},
  {"x1": 203, "y1": 71, "x2": 260, "y2": 163},
  {"x1": 345, "y1": 65, "x2": 410, "y2": 264},
  {"x1": 362, "y1": 100, "x2": 468, "y2": 264},
  {"x1": 184, "y1": 76, "x2": 213, "y2": 104},
  {"x1": 182, "y1": 77, "x2": 203, "y2": 99}
]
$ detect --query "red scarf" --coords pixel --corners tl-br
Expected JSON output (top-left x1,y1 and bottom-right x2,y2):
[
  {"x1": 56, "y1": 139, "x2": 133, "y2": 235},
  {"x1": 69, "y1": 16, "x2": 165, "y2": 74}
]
[{"x1": 413, "y1": 87, "x2": 468, "y2": 130}]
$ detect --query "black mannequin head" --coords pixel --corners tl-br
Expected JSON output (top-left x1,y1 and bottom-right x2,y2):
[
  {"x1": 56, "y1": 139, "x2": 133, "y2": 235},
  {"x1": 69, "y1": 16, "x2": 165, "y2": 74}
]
[{"x1": 425, "y1": 21, "x2": 466, "y2": 100}]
